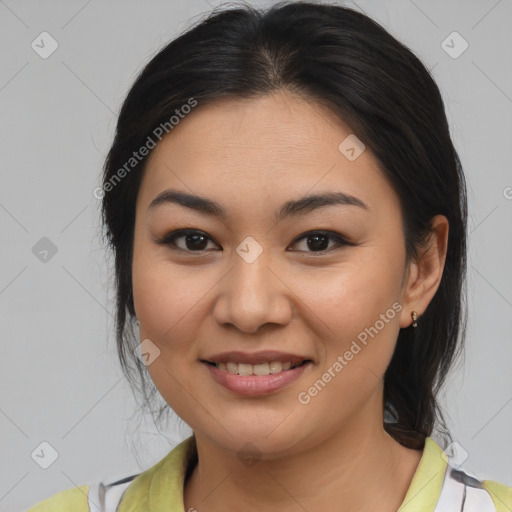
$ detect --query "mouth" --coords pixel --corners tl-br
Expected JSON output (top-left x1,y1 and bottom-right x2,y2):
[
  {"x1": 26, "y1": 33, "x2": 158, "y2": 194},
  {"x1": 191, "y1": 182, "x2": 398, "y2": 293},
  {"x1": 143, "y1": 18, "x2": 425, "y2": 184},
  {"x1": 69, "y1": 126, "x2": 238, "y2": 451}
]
[
  {"x1": 201, "y1": 359, "x2": 312, "y2": 376},
  {"x1": 200, "y1": 355, "x2": 314, "y2": 396}
]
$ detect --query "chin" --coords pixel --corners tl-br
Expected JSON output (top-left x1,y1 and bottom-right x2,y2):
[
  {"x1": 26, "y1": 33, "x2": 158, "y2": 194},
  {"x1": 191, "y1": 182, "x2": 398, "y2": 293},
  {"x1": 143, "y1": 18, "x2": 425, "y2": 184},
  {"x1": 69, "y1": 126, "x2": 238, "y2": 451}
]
[{"x1": 201, "y1": 423, "x2": 308, "y2": 461}]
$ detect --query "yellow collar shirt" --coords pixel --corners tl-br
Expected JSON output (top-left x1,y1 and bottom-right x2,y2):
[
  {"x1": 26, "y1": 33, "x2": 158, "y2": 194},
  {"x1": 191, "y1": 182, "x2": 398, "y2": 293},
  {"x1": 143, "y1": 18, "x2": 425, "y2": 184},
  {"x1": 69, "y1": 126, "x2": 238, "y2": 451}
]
[{"x1": 25, "y1": 436, "x2": 512, "y2": 512}]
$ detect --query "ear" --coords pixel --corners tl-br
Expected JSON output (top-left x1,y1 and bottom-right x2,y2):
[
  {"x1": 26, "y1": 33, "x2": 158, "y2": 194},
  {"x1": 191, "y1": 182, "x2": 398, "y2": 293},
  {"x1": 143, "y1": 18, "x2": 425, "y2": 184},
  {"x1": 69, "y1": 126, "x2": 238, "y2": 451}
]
[{"x1": 399, "y1": 215, "x2": 449, "y2": 329}]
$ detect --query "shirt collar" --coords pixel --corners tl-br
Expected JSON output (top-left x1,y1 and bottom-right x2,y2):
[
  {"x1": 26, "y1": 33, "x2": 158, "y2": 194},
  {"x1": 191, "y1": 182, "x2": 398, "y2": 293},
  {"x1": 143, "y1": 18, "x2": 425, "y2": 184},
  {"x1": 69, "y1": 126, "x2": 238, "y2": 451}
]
[{"x1": 120, "y1": 434, "x2": 447, "y2": 512}]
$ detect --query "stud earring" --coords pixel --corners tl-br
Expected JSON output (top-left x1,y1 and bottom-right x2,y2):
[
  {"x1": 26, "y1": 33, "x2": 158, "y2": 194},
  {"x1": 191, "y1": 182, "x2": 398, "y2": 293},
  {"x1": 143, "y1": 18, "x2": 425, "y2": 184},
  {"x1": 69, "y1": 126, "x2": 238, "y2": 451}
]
[
  {"x1": 411, "y1": 311, "x2": 418, "y2": 328},
  {"x1": 136, "y1": 319, "x2": 140, "y2": 327}
]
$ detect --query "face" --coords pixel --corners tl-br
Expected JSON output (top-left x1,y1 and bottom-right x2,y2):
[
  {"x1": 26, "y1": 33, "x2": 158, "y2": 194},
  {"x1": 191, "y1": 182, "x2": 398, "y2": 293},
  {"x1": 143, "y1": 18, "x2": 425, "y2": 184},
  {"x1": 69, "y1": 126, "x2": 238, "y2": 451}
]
[{"x1": 132, "y1": 90, "x2": 414, "y2": 458}]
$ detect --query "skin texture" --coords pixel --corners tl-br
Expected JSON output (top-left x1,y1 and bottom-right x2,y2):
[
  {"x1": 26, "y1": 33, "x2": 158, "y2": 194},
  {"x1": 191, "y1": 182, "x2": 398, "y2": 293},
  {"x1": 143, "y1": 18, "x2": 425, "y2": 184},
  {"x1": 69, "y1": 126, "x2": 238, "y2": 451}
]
[{"x1": 132, "y1": 90, "x2": 449, "y2": 512}]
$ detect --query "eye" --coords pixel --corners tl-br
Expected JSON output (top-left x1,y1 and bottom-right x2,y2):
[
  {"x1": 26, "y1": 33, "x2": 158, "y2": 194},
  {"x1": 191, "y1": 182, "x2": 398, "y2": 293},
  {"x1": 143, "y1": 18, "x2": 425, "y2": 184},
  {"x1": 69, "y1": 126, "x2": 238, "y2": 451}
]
[
  {"x1": 155, "y1": 229, "x2": 220, "y2": 252},
  {"x1": 155, "y1": 229, "x2": 354, "y2": 254},
  {"x1": 288, "y1": 230, "x2": 352, "y2": 253}
]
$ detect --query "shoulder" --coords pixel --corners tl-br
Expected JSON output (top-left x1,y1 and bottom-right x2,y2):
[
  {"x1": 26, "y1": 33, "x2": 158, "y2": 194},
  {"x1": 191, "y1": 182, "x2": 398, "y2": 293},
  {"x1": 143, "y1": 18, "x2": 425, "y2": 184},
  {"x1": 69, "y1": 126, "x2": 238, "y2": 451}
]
[
  {"x1": 24, "y1": 476, "x2": 139, "y2": 512},
  {"x1": 116, "y1": 435, "x2": 197, "y2": 510},
  {"x1": 481, "y1": 478, "x2": 512, "y2": 512},
  {"x1": 24, "y1": 485, "x2": 91, "y2": 512},
  {"x1": 439, "y1": 468, "x2": 512, "y2": 512},
  {"x1": 434, "y1": 453, "x2": 512, "y2": 512},
  {"x1": 23, "y1": 436, "x2": 196, "y2": 512},
  {"x1": 400, "y1": 437, "x2": 512, "y2": 512}
]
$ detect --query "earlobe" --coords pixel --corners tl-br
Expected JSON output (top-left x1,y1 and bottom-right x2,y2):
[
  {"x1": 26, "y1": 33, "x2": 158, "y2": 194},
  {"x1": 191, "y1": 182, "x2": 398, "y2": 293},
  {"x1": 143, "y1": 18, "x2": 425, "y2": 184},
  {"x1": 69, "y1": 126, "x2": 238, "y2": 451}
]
[{"x1": 398, "y1": 260, "x2": 420, "y2": 328}]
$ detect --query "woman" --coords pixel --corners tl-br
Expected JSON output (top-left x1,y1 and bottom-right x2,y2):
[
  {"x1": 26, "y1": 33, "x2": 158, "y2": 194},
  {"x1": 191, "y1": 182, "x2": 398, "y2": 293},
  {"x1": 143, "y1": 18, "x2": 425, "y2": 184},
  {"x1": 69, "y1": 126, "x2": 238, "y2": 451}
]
[{"x1": 25, "y1": 1, "x2": 512, "y2": 511}]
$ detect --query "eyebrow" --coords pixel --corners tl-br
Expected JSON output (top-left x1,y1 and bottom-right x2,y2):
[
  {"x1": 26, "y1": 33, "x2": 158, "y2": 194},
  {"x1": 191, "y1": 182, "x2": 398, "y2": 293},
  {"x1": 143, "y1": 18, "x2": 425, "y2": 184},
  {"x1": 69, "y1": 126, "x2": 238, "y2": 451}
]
[{"x1": 148, "y1": 188, "x2": 369, "y2": 222}]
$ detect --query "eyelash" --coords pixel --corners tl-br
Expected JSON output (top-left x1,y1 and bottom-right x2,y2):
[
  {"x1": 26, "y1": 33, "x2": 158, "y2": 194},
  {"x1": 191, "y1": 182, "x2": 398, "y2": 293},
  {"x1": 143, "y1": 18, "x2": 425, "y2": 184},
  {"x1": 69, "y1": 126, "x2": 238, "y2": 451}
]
[{"x1": 155, "y1": 229, "x2": 354, "y2": 254}]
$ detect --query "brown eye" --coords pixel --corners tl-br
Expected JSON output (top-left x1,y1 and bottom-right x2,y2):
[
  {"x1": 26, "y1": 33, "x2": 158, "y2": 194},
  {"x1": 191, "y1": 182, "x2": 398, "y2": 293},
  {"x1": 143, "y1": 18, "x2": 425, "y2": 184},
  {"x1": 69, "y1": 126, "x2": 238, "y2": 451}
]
[
  {"x1": 289, "y1": 231, "x2": 352, "y2": 253},
  {"x1": 156, "y1": 230, "x2": 220, "y2": 252}
]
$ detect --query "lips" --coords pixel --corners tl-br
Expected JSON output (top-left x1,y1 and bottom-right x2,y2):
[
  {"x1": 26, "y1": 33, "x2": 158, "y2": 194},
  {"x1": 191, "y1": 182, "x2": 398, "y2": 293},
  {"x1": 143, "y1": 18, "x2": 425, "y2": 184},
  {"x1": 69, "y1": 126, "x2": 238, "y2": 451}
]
[
  {"x1": 203, "y1": 359, "x2": 313, "y2": 395},
  {"x1": 200, "y1": 350, "x2": 314, "y2": 395}
]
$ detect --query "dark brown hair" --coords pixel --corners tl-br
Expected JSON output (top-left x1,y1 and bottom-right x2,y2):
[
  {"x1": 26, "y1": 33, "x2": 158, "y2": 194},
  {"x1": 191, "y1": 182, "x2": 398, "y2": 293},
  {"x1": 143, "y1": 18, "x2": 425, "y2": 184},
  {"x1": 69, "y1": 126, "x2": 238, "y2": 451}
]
[{"x1": 100, "y1": 1, "x2": 467, "y2": 450}]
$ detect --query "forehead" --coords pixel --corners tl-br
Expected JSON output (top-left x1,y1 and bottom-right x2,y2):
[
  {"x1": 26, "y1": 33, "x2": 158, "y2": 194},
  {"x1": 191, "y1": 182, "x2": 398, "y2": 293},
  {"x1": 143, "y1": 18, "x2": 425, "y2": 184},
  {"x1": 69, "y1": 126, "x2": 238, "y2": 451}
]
[
  {"x1": 137, "y1": 91, "x2": 398, "y2": 221},
  {"x1": 148, "y1": 91, "x2": 354, "y2": 168}
]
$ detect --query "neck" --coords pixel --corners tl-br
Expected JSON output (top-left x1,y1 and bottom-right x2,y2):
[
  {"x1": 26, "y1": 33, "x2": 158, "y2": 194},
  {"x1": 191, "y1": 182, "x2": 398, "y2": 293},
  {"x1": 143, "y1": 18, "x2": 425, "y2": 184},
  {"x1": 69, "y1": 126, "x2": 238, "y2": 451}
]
[{"x1": 183, "y1": 402, "x2": 423, "y2": 512}]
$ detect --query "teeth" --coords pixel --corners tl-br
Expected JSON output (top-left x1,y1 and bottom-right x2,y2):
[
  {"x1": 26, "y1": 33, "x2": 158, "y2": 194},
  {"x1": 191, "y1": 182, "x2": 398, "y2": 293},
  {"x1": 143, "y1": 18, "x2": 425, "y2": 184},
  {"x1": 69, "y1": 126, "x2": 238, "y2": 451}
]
[
  {"x1": 215, "y1": 360, "x2": 301, "y2": 376},
  {"x1": 238, "y1": 363, "x2": 253, "y2": 376},
  {"x1": 269, "y1": 361, "x2": 282, "y2": 373},
  {"x1": 227, "y1": 362, "x2": 238, "y2": 374}
]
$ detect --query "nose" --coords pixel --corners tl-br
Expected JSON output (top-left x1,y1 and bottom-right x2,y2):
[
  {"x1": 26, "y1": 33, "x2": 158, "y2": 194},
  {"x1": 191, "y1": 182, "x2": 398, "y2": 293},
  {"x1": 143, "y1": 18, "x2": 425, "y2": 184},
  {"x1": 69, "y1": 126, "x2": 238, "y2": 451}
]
[{"x1": 212, "y1": 248, "x2": 293, "y2": 334}]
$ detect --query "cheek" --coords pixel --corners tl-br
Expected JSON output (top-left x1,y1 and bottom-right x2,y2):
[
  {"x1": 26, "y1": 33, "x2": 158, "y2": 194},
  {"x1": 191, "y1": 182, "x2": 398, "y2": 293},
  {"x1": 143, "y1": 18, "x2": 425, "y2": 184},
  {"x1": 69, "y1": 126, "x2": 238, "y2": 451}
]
[
  {"x1": 295, "y1": 264, "x2": 402, "y2": 423},
  {"x1": 303, "y1": 246, "x2": 404, "y2": 364},
  {"x1": 132, "y1": 258, "x2": 211, "y2": 423},
  {"x1": 132, "y1": 243, "x2": 210, "y2": 341},
  {"x1": 308, "y1": 255, "x2": 402, "y2": 324},
  {"x1": 134, "y1": 273, "x2": 199, "y2": 338}
]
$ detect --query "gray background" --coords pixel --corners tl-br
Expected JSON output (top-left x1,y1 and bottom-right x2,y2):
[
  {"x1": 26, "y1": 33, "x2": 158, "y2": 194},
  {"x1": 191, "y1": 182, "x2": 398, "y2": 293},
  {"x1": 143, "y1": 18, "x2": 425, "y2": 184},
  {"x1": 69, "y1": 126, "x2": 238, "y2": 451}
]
[{"x1": 1, "y1": 0, "x2": 511, "y2": 510}]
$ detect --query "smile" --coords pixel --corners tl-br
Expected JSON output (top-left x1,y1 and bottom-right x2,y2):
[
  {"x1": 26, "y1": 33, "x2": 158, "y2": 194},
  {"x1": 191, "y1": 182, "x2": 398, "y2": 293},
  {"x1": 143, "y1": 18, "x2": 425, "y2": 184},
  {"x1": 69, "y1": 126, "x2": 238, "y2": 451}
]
[
  {"x1": 207, "y1": 360, "x2": 306, "y2": 376},
  {"x1": 202, "y1": 360, "x2": 313, "y2": 396}
]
